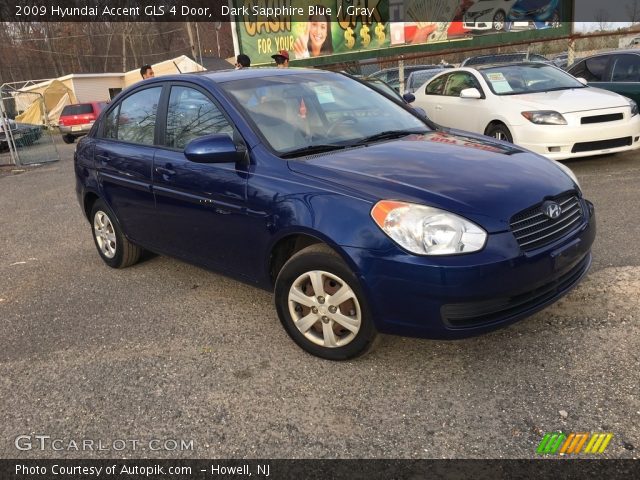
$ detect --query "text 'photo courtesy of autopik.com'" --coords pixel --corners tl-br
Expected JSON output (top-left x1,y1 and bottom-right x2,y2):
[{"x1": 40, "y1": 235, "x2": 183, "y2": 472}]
[{"x1": 0, "y1": 0, "x2": 639, "y2": 479}]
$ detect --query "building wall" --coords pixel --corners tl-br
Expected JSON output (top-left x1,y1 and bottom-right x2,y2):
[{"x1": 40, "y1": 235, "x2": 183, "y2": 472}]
[
  {"x1": 123, "y1": 55, "x2": 206, "y2": 87},
  {"x1": 70, "y1": 77, "x2": 124, "y2": 103}
]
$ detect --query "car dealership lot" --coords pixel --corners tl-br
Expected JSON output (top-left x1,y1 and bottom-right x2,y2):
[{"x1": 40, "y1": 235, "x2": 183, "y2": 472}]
[{"x1": 0, "y1": 143, "x2": 638, "y2": 459}]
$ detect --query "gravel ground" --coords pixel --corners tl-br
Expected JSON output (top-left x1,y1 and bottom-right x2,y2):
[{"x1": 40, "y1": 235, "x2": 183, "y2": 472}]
[{"x1": 0, "y1": 143, "x2": 638, "y2": 459}]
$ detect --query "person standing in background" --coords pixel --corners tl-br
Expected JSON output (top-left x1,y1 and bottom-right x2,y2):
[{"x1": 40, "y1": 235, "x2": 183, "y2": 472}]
[
  {"x1": 271, "y1": 50, "x2": 290, "y2": 68},
  {"x1": 235, "y1": 54, "x2": 251, "y2": 69},
  {"x1": 140, "y1": 64, "x2": 154, "y2": 79}
]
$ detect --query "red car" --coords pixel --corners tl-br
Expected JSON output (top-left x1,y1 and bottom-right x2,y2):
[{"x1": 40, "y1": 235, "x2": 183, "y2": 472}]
[{"x1": 58, "y1": 102, "x2": 107, "y2": 144}]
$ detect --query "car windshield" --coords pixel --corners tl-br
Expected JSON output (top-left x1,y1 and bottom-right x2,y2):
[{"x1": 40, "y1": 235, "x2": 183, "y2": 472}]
[
  {"x1": 220, "y1": 72, "x2": 429, "y2": 156},
  {"x1": 480, "y1": 64, "x2": 585, "y2": 95}
]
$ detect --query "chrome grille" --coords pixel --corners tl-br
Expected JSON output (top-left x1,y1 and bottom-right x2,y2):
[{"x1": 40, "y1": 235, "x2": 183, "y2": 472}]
[{"x1": 510, "y1": 193, "x2": 584, "y2": 252}]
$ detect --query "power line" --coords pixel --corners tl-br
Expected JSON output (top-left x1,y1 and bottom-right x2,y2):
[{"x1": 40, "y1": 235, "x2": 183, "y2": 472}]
[
  {"x1": 16, "y1": 43, "x2": 190, "y2": 58},
  {"x1": 7, "y1": 27, "x2": 185, "y2": 42}
]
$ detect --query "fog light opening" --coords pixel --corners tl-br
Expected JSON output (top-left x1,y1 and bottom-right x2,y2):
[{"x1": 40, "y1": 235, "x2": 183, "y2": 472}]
[
  {"x1": 634, "y1": 136, "x2": 639, "y2": 142},
  {"x1": 548, "y1": 146, "x2": 561, "y2": 153}
]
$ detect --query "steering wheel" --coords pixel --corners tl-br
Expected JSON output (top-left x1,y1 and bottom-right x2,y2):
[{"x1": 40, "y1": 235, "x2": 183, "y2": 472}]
[{"x1": 326, "y1": 116, "x2": 359, "y2": 137}]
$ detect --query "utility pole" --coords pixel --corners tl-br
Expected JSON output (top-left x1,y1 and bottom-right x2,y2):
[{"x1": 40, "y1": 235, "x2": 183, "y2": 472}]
[
  {"x1": 122, "y1": 32, "x2": 126, "y2": 72},
  {"x1": 185, "y1": 22, "x2": 197, "y2": 60}
]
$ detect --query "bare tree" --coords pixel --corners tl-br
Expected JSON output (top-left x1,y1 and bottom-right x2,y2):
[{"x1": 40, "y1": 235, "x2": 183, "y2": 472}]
[
  {"x1": 0, "y1": 21, "x2": 236, "y2": 82},
  {"x1": 595, "y1": 9, "x2": 611, "y2": 32}
]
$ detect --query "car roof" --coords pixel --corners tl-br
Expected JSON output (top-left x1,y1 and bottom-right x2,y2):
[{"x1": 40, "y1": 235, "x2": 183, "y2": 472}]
[
  {"x1": 131, "y1": 67, "x2": 333, "y2": 87},
  {"x1": 373, "y1": 64, "x2": 452, "y2": 74},
  {"x1": 473, "y1": 61, "x2": 554, "y2": 70},
  {"x1": 577, "y1": 49, "x2": 640, "y2": 59},
  {"x1": 462, "y1": 52, "x2": 548, "y2": 64}
]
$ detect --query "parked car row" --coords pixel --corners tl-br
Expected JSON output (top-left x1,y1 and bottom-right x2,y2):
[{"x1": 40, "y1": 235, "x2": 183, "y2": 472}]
[
  {"x1": 409, "y1": 62, "x2": 640, "y2": 160},
  {"x1": 367, "y1": 47, "x2": 640, "y2": 162}
]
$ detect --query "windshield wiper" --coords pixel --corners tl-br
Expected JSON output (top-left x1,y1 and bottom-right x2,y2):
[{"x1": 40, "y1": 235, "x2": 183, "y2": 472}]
[
  {"x1": 536, "y1": 86, "x2": 581, "y2": 93},
  {"x1": 352, "y1": 129, "x2": 427, "y2": 146},
  {"x1": 280, "y1": 144, "x2": 348, "y2": 159}
]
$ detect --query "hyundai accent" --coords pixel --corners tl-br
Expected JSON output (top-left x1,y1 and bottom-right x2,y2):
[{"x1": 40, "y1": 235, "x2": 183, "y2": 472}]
[{"x1": 74, "y1": 69, "x2": 595, "y2": 359}]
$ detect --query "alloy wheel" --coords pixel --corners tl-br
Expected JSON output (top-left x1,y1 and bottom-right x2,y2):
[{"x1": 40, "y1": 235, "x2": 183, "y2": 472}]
[
  {"x1": 287, "y1": 270, "x2": 361, "y2": 348},
  {"x1": 93, "y1": 211, "x2": 117, "y2": 259}
]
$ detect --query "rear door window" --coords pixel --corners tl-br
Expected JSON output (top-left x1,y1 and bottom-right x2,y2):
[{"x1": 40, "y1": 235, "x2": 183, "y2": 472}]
[{"x1": 115, "y1": 87, "x2": 162, "y2": 145}]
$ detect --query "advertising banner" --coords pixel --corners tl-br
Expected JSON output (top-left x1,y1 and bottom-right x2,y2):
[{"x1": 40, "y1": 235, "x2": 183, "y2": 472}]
[
  {"x1": 231, "y1": 0, "x2": 391, "y2": 64},
  {"x1": 231, "y1": 0, "x2": 572, "y2": 65}
]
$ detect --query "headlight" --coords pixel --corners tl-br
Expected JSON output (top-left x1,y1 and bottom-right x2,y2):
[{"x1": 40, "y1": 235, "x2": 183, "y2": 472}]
[
  {"x1": 521, "y1": 111, "x2": 567, "y2": 125},
  {"x1": 625, "y1": 97, "x2": 638, "y2": 117},
  {"x1": 371, "y1": 201, "x2": 487, "y2": 255},
  {"x1": 554, "y1": 161, "x2": 580, "y2": 189}
]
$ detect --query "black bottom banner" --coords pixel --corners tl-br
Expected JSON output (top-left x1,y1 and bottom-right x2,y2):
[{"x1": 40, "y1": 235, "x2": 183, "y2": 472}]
[{"x1": 1, "y1": 459, "x2": 639, "y2": 480}]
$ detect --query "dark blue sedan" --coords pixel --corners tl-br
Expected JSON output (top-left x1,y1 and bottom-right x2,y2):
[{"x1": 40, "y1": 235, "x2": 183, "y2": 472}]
[{"x1": 74, "y1": 68, "x2": 595, "y2": 360}]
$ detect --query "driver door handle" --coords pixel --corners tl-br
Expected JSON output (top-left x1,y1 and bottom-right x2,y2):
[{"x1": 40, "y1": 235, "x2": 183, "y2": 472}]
[{"x1": 155, "y1": 166, "x2": 176, "y2": 176}]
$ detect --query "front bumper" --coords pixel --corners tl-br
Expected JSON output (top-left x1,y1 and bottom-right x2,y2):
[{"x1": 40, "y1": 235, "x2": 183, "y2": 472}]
[
  {"x1": 344, "y1": 200, "x2": 595, "y2": 339},
  {"x1": 463, "y1": 20, "x2": 493, "y2": 31},
  {"x1": 514, "y1": 114, "x2": 640, "y2": 160}
]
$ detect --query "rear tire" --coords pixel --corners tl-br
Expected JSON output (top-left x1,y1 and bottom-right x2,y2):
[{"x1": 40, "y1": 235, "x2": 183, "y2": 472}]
[
  {"x1": 274, "y1": 244, "x2": 378, "y2": 360},
  {"x1": 486, "y1": 123, "x2": 513, "y2": 143},
  {"x1": 90, "y1": 200, "x2": 142, "y2": 269}
]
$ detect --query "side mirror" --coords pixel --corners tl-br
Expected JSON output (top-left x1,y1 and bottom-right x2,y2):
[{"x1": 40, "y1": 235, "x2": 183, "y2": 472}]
[
  {"x1": 576, "y1": 77, "x2": 588, "y2": 85},
  {"x1": 184, "y1": 133, "x2": 245, "y2": 164},
  {"x1": 460, "y1": 88, "x2": 482, "y2": 99},
  {"x1": 402, "y1": 92, "x2": 416, "y2": 104},
  {"x1": 412, "y1": 106, "x2": 428, "y2": 118}
]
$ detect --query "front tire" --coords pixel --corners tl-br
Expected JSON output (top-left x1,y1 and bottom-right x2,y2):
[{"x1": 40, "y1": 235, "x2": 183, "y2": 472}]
[
  {"x1": 493, "y1": 11, "x2": 506, "y2": 31},
  {"x1": 62, "y1": 135, "x2": 75, "y2": 144},
  {"x1": 486, "y1": 123, "x2": 513, "y2": 143},
  {"x1": 274, "y1": 244, "x2": 378, "y2": 360},
  {"x1": 90, "y1": 200, "x2": 142, "y2": 268}
]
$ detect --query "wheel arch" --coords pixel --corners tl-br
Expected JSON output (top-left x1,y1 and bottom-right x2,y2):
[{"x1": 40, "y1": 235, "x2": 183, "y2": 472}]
[
  {"x1": 267, "y1": 231, "x2": 362, "y2": 288},
  {"x1": 484, "y1": 119, "x2": 515, "y2": 142},
  {"x1": 83, "y1": 191, "x2": 100, "y2": 221}
]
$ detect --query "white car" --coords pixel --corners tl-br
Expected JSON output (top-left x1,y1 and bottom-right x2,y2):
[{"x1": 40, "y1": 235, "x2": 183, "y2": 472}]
[
  {"x1": 463, "y1": 0, "x2": 516, "y2": 31},
  {"x1": 411, "y1": 63, "x2": 640, "y2": 160}
]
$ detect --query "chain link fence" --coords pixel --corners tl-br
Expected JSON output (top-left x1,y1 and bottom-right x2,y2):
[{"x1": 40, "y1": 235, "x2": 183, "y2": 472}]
[{"x1": 1, "y1": 85, "x2": 60, "y2": 167}]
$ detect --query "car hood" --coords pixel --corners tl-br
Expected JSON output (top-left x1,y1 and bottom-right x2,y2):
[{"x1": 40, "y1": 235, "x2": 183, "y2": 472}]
[
  {"x1": 287, "y1": 131, "x2": 577, "y2": 233},
  {"x1": 510, "y1": 86, "x2": 628, "y2": 113}
]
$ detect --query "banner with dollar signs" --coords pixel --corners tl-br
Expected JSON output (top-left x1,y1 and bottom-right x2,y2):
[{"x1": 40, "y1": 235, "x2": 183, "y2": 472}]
[
  {"x1": 333, "y1": 0, "x2": 390, "y2": 55},
  {"x1": 232, "y1": 0, "x2": 390, "y2": 65}
]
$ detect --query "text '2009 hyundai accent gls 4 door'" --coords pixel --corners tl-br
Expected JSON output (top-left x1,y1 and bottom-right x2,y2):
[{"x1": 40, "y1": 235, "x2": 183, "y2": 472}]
[{"x1": 74, "y1": 69, "x2": 595, "y2": 360}]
